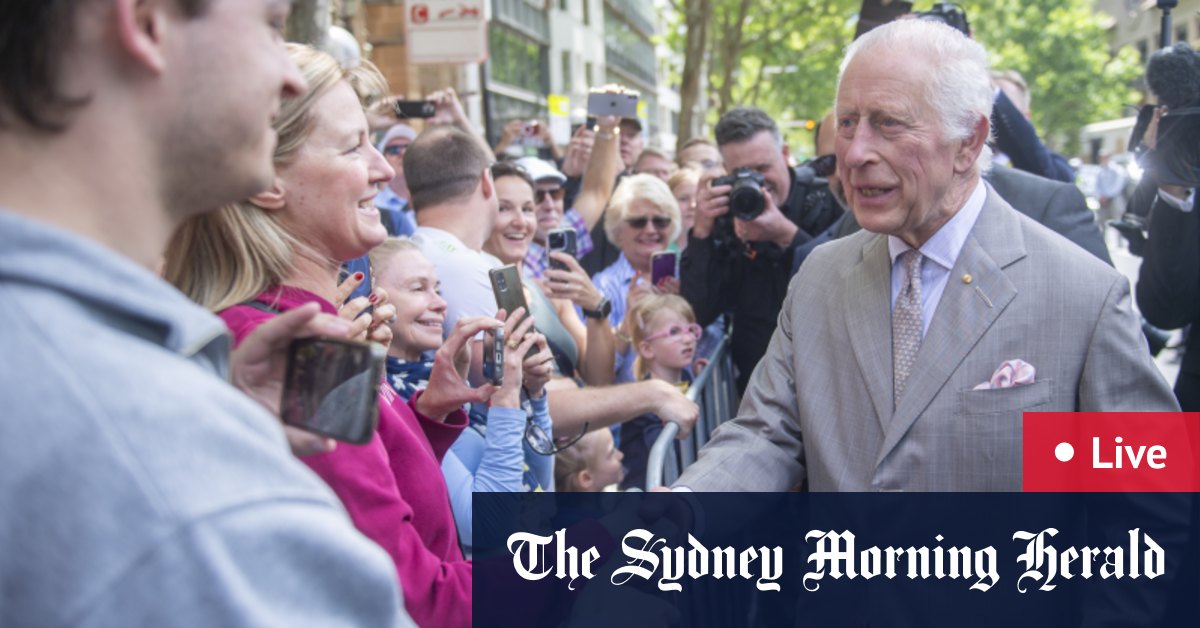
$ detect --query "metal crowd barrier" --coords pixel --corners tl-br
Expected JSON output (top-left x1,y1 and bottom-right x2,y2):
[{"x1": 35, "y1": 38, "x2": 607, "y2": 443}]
[{"x1": 645, "y1": 333, "x2": 738, "y2": 490}]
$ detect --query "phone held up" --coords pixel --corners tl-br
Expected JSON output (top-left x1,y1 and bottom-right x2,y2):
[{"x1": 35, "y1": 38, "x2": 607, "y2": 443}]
[
  {"x1": 650, "y1": 250, "x2": 678, "y2": 287},
  {"x1": 586, "y1": 89, "x2": 639, "y2": 119},
  {"x1": 482, "y1": 327, "x2": 505, "y2": 386},
  {"x1": 489, "y1": 264, "x2": 539, "y2": 359},
  {"x1": 394, "y1": 99, "x2": 437, "y2": 119},
  {"x1": 281, "y1": 336, "x2": 385, "y2": 445},
  {"x1": 547, "y1": 228, "x2": 578, "y2": 272}
]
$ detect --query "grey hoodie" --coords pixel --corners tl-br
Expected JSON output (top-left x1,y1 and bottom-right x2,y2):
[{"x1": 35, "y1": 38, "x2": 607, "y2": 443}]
[{"x1": 0, "y1": 211, "x2": 414, "y2": 627}]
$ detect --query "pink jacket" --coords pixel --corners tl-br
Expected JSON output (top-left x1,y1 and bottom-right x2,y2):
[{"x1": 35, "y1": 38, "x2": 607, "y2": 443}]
[{"x1": 221, "y1": 286, "x2": 472, "y2": 628}]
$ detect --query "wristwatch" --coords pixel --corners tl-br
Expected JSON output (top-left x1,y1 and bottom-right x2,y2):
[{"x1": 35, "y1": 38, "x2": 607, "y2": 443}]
[{"x1": 582, "y1": 296, "x2": 612, "y2": 320}]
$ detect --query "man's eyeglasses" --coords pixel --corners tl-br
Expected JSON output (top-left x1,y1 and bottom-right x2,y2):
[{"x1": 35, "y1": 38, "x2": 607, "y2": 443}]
[
  {"x1": 384, "y1": 144, "x2": 409, "y2": 156},
  {"x1": 643, "y1": 323, "x2": 703, "y2": 343},
  {"x1": 526, "y1": 419, "x2": 588, "y2": 455},
  {"x1": 534, "y1": 188, "x2": 566, "y2": 203},
  {"x1": 807, "y1": 153, "x2": 836, "y2": 178},
  {"x1": 624, "y1": 215, "x2": 672, "y2": 230}
]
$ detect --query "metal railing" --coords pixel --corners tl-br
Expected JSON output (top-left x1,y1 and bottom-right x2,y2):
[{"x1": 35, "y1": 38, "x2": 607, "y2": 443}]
[{"x1": 645, "y1": 333, "x2": 738, "y2": 490}]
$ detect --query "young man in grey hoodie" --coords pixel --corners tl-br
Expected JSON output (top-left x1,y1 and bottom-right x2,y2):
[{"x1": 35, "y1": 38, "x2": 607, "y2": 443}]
[{"x1": 0, "y1": 1, "x2": 414, "y2": 625}]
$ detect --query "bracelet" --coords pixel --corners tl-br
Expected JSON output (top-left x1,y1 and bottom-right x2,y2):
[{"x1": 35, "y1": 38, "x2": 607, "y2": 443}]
[{"x1": 594, "y1": 127, "x2": 620, "y2": 140}]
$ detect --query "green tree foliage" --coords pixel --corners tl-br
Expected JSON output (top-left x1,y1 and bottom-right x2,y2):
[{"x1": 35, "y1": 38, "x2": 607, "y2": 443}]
[
  {"x1": 664, "y1": 0, "x2": 1142, "y2": 157},
  {"x1": 961, "y1": 0, "x2": 1142, "y2": 155}
]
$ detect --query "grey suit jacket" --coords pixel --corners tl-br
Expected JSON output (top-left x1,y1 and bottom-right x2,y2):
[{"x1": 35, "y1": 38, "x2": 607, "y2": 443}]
[{"x1": 677, "y1": 185, "x2": 1178, "y2": 491}]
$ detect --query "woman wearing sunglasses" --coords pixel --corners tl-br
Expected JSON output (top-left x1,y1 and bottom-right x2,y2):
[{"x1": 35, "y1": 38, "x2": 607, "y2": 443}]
[
  {"x1": 367, "y1": 237, "x2": 556, "y2": 552},
  {"x1": 591, "y1": 173, "x2": 682, "y2": 383}
]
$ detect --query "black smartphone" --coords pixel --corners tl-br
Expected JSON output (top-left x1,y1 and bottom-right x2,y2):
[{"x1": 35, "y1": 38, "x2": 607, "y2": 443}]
[
  {"x1": 394, "y1": 99, "x2": 437, "y2": 118},
  {"x1": 650, "y1": 251, "x2": 678, "y2": 286},
  {"x1": 281, "y1": 337, "x2": 384, "y2": 444},
  {"x1": 482, "y1": 327, "x2": 504, "y2": 385},
  {"x1": 587, "y1": 90, "x2": 638, "y2": 118},
  {"x1": 547, "y1": 228, "x2": 577, "y2": 272},
  {"x1": 488, "y1": 264, "x2": 538, "y2": 358}
]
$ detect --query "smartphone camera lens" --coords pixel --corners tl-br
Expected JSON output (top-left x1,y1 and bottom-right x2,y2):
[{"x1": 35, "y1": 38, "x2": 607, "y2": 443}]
[{"x1": 496, "y1": 274, "x2": 507, "y2": 290}]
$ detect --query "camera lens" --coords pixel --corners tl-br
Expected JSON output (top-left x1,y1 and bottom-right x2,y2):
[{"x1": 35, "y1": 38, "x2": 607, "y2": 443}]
[{"x1": 496, "y1": 275, "x2": 507, "y2": 290}]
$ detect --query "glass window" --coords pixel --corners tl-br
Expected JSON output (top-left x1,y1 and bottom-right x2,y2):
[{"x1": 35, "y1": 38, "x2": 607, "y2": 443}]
[
  {"x1": 561, "y1": 51, "x2": 573, "y2": 93},
  {"x1": 489, "y1": 23, "x2": 549, "y2": 96}
]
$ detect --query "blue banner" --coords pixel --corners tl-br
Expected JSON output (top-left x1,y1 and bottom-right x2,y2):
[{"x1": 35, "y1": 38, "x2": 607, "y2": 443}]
[{"x1": 472, "y1": 492, "x2": 1199, "y2": 627}]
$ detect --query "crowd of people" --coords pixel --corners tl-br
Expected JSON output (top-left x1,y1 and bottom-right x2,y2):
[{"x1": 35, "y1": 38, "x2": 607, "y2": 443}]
[{"x1": 1, "y1": 1, "x2": 1192, "y2": 626}]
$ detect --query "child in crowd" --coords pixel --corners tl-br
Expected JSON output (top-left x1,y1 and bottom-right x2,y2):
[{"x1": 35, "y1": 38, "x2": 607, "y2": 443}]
[
  {"x1": 618, "y1": 294, "x2": 699, "y2": 490},
  {"x1": 554, "y1": 428, "x2": 625, "y2": 492}
]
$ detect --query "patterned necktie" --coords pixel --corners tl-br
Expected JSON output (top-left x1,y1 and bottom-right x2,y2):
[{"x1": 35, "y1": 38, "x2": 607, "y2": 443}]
[{"x1": 892, "y1": 249, "x2": 924, "y2": 407}]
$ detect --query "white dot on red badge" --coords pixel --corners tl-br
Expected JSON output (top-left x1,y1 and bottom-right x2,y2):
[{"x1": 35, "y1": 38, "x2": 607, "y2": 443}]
[{"x1": 1054, "y1": 442, "x2": 1074, "y2": 463}]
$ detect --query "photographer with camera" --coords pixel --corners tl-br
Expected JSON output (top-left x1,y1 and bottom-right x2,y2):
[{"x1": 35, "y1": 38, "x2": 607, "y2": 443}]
[
  {"x1": 1133, "y1": 41, "x2": 1200, "y2": 410},
  {"x1": 681, "y1": 107, "x2": 844, "y2": 392}
]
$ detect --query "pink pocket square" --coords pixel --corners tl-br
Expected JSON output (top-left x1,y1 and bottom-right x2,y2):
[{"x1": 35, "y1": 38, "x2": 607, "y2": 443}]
[{"x1": 973, "y1": 359, "x2": 1036, "y2": 390}]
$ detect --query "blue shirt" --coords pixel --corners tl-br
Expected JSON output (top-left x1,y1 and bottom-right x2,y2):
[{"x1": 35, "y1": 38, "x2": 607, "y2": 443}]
[
  {"x1": 887, "y1": 179, "x2": 986, "y2": 337},
  {"x1": 0, "y1": 211, "x2": 411, "y2": 627}
]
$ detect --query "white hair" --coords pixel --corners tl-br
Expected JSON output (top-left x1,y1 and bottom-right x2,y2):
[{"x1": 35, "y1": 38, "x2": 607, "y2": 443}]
[
  {"x1": 604, "y1": 174, "x2": 682, "y2": 245},
  {"x1": 837, "y1": 20, "x2": 994, "y2": 172}
]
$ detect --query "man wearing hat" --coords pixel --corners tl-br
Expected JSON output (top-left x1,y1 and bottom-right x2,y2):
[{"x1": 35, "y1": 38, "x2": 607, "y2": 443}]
[
  {"x1": 515, "y1": 114, "x2": 621, "y2": 279},
  {"x1": 374, "y1": 122, "x2": 419, "y2": 237}
]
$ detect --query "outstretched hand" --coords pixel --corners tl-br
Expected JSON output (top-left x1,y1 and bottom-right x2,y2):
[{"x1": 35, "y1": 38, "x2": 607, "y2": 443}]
[{"x1": 415, "y1": 314, "x2": 503, "y2": 421}]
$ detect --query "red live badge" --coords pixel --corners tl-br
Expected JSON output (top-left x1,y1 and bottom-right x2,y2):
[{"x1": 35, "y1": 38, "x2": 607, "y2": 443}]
[{"x1": 1023, "y1": 412, "x2": 1200, "y2": 491}]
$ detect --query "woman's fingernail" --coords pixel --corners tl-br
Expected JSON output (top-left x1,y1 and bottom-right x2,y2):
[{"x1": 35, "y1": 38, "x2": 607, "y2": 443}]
[
  {"x1": 354, "y1": 272, "x2": 364, "y2": 281},
  {"x1": 368, "y1": 294, "x2": 378, "y2": 303}
]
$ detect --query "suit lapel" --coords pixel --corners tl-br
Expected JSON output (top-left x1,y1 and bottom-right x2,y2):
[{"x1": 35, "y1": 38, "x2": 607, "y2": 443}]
[
  {"x1": 844, "y1": 235, "x2": 895, "y2": 431},
  {"x1": 876, "y1": 187, "x2": 1027, "y2": 466}
]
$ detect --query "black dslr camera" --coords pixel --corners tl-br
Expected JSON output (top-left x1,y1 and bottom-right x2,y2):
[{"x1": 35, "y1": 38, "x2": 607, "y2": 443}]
[
  {"x1": 712, "y1": 168, "x2": 767, "y2": 221},
  {"x1": 914, "y1": 2, "x2": 970, "y2": 36}
]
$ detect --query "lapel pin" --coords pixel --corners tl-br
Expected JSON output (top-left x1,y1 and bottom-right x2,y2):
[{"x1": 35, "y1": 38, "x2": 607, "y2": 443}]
[{"x1": 962, "y1": 274, "x2": 973, "y2": 284}]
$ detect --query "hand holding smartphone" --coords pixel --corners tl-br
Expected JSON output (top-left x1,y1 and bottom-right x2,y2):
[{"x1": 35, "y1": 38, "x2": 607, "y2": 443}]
[
  {"x1": 281, "y1": 337, "x2": 384, "y2": 444},
  {"x1": 488, "y1": 265, "x2": 539, "y2": 359},
  {"x1": 547, "y1": 228, "x2": 578, "y2": 272},
  {"x1": 481, "y1": 327, "x2": 505, "y2": 385},
  {"x1": 650, "y1": 251, "x2": 678, "y2": 287}
]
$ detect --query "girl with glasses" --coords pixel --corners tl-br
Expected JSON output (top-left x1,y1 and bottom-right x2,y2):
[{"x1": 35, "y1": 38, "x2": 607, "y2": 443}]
[{"x1": 618, "y1": 294, "x2": 700, "y2": 490}]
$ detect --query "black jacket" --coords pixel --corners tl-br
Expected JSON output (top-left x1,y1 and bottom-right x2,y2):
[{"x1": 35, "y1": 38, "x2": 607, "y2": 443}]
[
  {"x1": 680, "y1": 166, "x2": 844, "y2": 393},
  {"x1": 1136, "y1": 186, "x2": 1200, "y2": 410}
]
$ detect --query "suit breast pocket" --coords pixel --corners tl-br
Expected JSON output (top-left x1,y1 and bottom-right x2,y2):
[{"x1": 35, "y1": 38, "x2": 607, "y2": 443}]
[{"x1": 960, "y1": 379, "x2": 1053, "y2": 415}]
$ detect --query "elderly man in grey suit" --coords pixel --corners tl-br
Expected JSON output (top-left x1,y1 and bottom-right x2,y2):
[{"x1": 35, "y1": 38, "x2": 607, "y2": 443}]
[{"x1": 676, "y1": 19, "x2": 1178, "y2": 492}]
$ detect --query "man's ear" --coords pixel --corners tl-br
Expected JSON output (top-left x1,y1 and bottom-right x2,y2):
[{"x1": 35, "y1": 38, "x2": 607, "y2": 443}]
[
  {"x1": 113, "y1": 0, "x2": 169, "y2": 73},
  {"x1": 479, "y1": 167, "x2": 494, "y2": 200},
  {"x1": 954, "y1": 115, "x2": 990, "y2": 174},
  {"x1": 781, "y1": 143, "x2": 791, "y2": 163},
  {"x1": 247, "y1": 178, "x2": 287, "y2": 211}
]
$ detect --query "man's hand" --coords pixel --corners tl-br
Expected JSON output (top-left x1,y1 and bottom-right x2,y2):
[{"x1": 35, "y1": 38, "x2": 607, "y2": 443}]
[
  {"x1": 426, "y1": 87, "x2": 470, "y2": 129},
  {"x1": 561, "y1": 125, "x2": 594, "y2": 178},
  {"x1": 543, "y1": 252, "x2": 605, "y2": 311},
  {"x1": 647, "y1": 379, "x2": 698, "y2": 439},
  {"x1": 229, "y1": 302, "x2": 355, "y2": 456},
  {"x1": 521, "y1": 334, "x2": 555, "y2": 401},
  {"x1": 1142, "y1": 106, "x2": 1191, "y2": 199},
  {"x1": 692, "y1": 171, "x2": 731, "y2": 239},
  {"x1": 733, "y1": 192, "x2": 799, "y2": 248}
]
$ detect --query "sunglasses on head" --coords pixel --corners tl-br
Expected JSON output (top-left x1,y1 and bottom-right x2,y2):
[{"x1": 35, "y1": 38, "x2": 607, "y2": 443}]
[
  {"x1": 534, "y1": 188, "x2": 566, "y2": 203},
  {"x1": 384, "y1": 144, "x2": 409, "y2": 156},
  {"x1": 525, "y1": 419, "x2": 588, "y2": 455},
  {"x1": 624, "y1": 215, "x2": 672, "y2": 230},
  {"x1": 808, "y1": 154, "x2": 836, "y2": 178},
  {"x1": 643, "y1": 323, "x2": 703, "y2": 343}
]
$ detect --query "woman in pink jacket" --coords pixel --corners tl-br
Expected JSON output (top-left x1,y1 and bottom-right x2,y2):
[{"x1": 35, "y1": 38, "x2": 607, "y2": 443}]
[{"x1": 164, "y1": 44, "x2": 540, "y2": 628}]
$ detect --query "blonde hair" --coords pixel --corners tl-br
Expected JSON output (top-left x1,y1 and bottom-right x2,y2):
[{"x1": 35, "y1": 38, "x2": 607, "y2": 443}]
[
  {"x1": 603, "y1": 173, "x2": 682, "y2": 245},
  {"x1": 366, "y1": 236, "x2": 422, "y2": 286},
  {"x1": 667, "y1": 166, "x2": 701, "y2": 196},
  {"x1": 553, "y1": 429, "x2": 612, "y2": 492},
  {"x1": 164, "y1": 44, "x2": 389, "y2": 311},
  {"x1": 628, "y1": 294, "x2": 696, "y2": 380}
]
